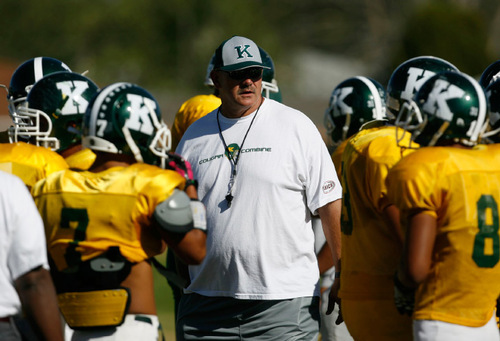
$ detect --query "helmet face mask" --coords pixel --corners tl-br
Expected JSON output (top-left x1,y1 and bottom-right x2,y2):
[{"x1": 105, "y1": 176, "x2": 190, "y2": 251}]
[
  {"x1": 386, "y1": 56, "x2": 459, "y2": 119},
  {"x1": 396, "y1": 71, "x2": 488, "y2": 147},
  {"x1": 11, "y1": 106, "x2": 56, "y2": 148},
  {"x1": 7, "y1": 57, "x2": 72, "y2": 122},
  {"x1": 204, "y1": 54, "x2": 216, "y2": 88},
  {"x1": 83, "y1": 83, "x2": 171, "y2": 168},
  {"x1": 10, "y1": 71, "x2": 98, "y2": 152},
  {"x1": 395, "y1": 100, "x2": 426, "y2": 133},
  {"x1": 259, "y1": 47, "x2": 282, "y2": 102},
  {"x1": 394, "y1": 99, "x2": 427, "y2": 147},
  {"x1": 324, "y1": 76, "x2": 387, "y2": 147},
  {"x1": 262, "y1": 79, "x2": 280, "y2": 100}
]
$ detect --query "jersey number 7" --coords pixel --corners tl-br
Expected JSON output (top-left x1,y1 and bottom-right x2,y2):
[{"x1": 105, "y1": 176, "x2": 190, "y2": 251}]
[{"x1": 61, "y1": 208, "x2": 89, "y2": 268}]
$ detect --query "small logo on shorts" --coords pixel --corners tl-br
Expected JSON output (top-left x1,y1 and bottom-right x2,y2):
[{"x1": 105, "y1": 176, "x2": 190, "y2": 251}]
[{"x1": 322, "y1": 180, "x2": 335, "y2": 194}]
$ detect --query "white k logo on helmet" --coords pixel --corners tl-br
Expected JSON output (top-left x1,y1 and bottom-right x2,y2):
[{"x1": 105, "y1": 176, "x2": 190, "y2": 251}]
[
  {"x1": 124, "y1": 94, "x2": 155, "y2": 135},
  {"x1": 56, "y1": 80, "x2": 90, "y2": 114},
  {"x1": 401, "y1": 67, "x2": 436, "y2": 102},
  {"x1": 332, "y1": 87, "x2": 354, "y2": 117},
  {"x1": 423, "y1": 79, "x2": 466, "y2": 122}
]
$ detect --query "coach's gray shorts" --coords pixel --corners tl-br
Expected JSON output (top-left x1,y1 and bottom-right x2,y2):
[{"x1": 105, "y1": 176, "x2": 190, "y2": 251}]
[{"x1": 176, "y1": 294, "x2": 320, "y2": 340}]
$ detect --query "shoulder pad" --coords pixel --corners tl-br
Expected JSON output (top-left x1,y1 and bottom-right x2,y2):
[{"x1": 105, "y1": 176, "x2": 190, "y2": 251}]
[{"x1": 154, "y1": 189, "x2": 194, "y2": 234}]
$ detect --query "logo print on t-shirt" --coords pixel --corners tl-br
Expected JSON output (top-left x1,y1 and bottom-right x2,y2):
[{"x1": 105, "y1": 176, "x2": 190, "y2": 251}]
[
  {"x1": 225, "y1": 143, "x2": 241, "y2": 160},
  {"x1": 322, "y1": 180, "x2": 336, "y2": 194}
]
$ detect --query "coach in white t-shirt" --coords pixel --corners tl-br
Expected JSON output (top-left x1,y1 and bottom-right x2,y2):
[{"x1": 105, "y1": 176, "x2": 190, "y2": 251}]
[
  {"x1": 0, "y1": 171, "x2": 63, "y2": 341},
  {"x1": 175, "y1": 35, "x2": 343, "y2": 340}
]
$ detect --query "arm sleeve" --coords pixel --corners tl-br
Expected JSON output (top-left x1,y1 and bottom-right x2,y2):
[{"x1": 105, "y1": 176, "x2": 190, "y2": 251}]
[
  {"x1": 386, "y1": 153, "x2": 441, "y2": 221},
  {"x1": 302, "y1": 118, "x2": 342, "y2": 215},
  {"x1": 8, "y1": 175, "x2": 49, "y2": 280}
]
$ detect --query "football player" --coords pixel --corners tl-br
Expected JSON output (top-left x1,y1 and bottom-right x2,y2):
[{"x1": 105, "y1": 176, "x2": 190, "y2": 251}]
[
  {"x1": 0, "y1": 58, "x2": 75, "y2": 188},
  {"x1": 32, "y1": 82, "x2": 207, "y2": 340},
  {"x1": 259, "y1": 47, "x2": 282, "y2": 102},
  {"x1": 484, "y1": 78, "x2": 500, "y2": 144},
  {"x1": 319, "y1": 75, "x2": 387, "y2": 341},
  {"x1": 337, "y1": 56, "x2": 459, "y2": 341},
  {"x1": 387, "y1": 71, "x2": 500, "y2": 340},
  {"x1": 324, "y1": 76, "x2": 387, "y2": 173},
  {"x1": 5, "y1": 56, "x2": 72, "y2": 123},
  {"x1": 479, "y1": 60, "x2": 500, "y2": 89},
  {"x1": 9, "y1": 71, "x2": 99, "y2": 169}
]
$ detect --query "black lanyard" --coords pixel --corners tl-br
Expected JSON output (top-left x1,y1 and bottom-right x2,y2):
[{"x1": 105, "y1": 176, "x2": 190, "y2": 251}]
[{"x1": 216, "y1": 104, "x2": 261, "y2": 207}]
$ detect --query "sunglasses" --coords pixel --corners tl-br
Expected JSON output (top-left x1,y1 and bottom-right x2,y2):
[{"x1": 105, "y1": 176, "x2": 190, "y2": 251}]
[{"x1": 225, "y1": 68, "x2": 263, "y2": 81}]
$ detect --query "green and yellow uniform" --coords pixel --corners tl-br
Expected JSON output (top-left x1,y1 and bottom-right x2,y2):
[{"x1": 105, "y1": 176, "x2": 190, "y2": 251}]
[
  {"x1": 0, "y1": 142, "x2": 68, "y2": 190},
  {"x1": 387, "y1": 144, "x2": 500, "y2": 327},
  {"x1": 32, "y1": 163, "x2": 185, "y2": 271},
  {"x1": 339, "y1": 125, "x2": 416, "y2": 340}
]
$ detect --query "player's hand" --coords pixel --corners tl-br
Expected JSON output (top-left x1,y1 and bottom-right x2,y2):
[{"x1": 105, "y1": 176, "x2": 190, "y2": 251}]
[
  {"x1": 166, "y1": 152, "x2": 197, "y2": 187},
  {"x1": 393, "y1": 272, "x2": 415, "y2": 316},
  {"x1": 326, "y1": 277, "x2": 343, "y2": 324}
]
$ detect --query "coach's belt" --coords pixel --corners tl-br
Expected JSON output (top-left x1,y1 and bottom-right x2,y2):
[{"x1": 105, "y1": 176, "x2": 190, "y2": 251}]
[
  {"x1": 58, "y1": 288, "x2": 130, "y2": 329},
  {"x1": 0, "y1": 316, "x2": 10, "y2": 323}
]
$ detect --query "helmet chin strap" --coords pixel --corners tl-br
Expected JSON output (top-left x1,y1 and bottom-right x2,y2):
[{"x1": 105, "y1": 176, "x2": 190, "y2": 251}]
[
  {"x1": 121, "y1": 126, "x2": 144, "y2": 163},
  {"x1": 427, "y1": 121, "x2": 449, "y2": 147},
  {"x1": 342, "y1": 114, "x2": 351, "y2": 141}
]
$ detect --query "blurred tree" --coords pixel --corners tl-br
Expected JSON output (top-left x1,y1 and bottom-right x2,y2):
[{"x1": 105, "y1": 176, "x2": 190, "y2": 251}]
[
  {"x1": 0, "y1": 0, "x2": 279, "y2": 91},
  {"x1": 389, "y1": 0, "x2": 492, "y2": 79},
  {"x1": 0, "y1": 0, "x2": 499, "y2": 123}
]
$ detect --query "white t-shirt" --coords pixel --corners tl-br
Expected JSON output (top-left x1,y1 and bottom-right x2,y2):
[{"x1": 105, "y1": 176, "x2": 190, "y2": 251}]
[
  {"x1": 177, "y1": 98, "x2": 342, "y2": 300},
  {"x1": 0, "y1": 171, "x2": 49, "y2": 317}
]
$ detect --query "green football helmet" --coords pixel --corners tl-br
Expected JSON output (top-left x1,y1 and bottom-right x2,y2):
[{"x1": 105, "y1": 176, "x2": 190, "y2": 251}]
[
  {"x1": 386, "y1": 56, "x2": 459, "y2": 119},
  {"x1": 11, "y1": 71, "x2": 98, "y2": 152},
  {"x1": 324, "y1": 76, "x2": 387, "y2": 147},
  {"x1": 259, "y1": 48, "x2": 282, "y2": 103},
  {"x1": 204, "y1": 53, "x2": 216, "y2": 88},
  {"x1": 484, "y1": 79, "x2": 500, "y2": 143},
  {"x1": 6, "y1": 57, "x2": 72, "y2": 121},
  {"x1": 395, "y1": 71, "x2": 488, "y2": 147},
  {"x1": 479, "y1": 60, "x2": 500, "y2": 89},
  {"x1": 82, "y1": 82, "x2": 171, "y2": 168}
]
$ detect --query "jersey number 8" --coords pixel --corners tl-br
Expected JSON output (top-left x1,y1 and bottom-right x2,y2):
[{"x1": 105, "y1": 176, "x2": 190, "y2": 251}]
[{"x1": 473, "y1": 195, "x2": 499, "y2": 268}]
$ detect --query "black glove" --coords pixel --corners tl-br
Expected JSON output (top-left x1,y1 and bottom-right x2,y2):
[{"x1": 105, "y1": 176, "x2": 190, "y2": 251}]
[{"x1": 393, "y1": 272, "x2": 415, "y2": 316}]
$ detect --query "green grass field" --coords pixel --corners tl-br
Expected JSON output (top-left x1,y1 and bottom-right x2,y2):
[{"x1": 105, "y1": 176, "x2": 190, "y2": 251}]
[{"x1": 153, "y1": 253, "x2": 177, "y2": 340}]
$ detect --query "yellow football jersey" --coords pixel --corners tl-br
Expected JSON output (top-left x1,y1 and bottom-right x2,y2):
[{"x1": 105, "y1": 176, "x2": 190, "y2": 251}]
[
  {"x1": 65, "y1": 148, "x2": 97, "y2": 171},
  {"x1": 339, "y1": 125, "x2": 417, "y2": 299},
  {"x1": 386, "y1": 144, "x2": 500, "y2": 327},
  {"x1": 171, "y1": 94, "x2": 221, "y2": 150},
  {"x1": 331, "y1": 139, "x2": 349, "y2": 178},
  {"x1": 0, "y1": 142, "x2": 68, "y2": 190},
  {"x1": 32, "y1": 163, "x2": 186, "y2": 271}
]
